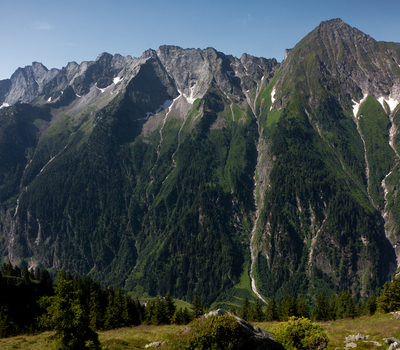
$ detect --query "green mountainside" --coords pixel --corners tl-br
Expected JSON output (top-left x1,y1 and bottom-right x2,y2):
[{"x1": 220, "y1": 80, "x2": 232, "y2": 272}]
[{"x1": 0, "y1": 19, "x2": 400, "y2": 306}]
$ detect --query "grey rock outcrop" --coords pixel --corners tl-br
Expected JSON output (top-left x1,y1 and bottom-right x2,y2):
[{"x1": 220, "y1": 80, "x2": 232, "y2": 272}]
[{"x1": 203, "y1": 309, "x2": 285, "y2": 350}]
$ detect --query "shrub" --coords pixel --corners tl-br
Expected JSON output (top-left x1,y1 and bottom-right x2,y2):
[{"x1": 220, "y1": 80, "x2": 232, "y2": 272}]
[
  {"x1": 165, "y1": 314, "x2": 241, "y2": 350},
  {"x1": 274, "y1": 316, "x2": 329, "y2": 350}
]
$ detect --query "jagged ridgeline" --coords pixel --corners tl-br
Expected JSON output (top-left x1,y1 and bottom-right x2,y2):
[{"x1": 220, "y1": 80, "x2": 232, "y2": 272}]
[{"x1": 1, "y1": 19, "x2": 400, "y2": 305}]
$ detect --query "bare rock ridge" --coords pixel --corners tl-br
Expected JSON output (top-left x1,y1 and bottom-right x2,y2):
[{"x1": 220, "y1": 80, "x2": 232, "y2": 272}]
[{"x1": 0, "y1": 46, "x2": 278, "y2": 114}]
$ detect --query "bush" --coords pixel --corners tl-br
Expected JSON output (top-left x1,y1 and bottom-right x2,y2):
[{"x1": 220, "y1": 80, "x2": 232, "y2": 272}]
[
  {"x1": 165, "y1": 314, "x2": 241, "y2": 350},
  {"x1": 274, "y1": 316, "x2": 329, "y2": 350}
]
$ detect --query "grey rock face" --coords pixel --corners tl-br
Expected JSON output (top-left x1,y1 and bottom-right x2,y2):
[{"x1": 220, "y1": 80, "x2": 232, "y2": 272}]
[{"x1": 0, "y1": 46, "x2": 277, "y2": 118}]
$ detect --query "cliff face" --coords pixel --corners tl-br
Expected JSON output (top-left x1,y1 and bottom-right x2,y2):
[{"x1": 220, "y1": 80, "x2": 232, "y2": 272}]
[{"x1": 0, "y1": 19, "x2": 400, "y2": 305}]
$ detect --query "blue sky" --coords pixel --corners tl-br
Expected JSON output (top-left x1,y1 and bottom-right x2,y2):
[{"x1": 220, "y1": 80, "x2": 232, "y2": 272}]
[{"x1": 1, "y1": 0, "x2": 400, "y2": 80}]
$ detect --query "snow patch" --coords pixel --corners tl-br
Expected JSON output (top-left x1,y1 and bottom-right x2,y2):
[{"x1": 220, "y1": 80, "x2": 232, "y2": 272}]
[
  {"x1": 76, "y1": 94, "x2": 81, "y2": 98},
  {"x1": 47, "y1": 97, "x2": 52, "y2": 102},
  {"x1": 352, "y1": 94, "x2": 368, "y2": 118},
  {"x1": 0, "y1": 102, "x2": 9, "y2": 109},
  {"x1": 96, "y1": 84, "x2": 106, "y2": 93},
  {"x1": 270, "y1": 87, "x2": 276, "y2": 110},
  {"x1": 166, "y1": 93, "x2": 182, "y2": 117},
  {"x1": 113, "y1": 76, "x2": 123, "y2": 85},
  {"x1": 138, "y1": 99, "x2": 174, "y2": 121},
  {"x1": 378, "y1": 95, "x2": 399, "y2": 113},
  {"x1": 181, "y1": 86, "x2": 196, "y2": 104}
]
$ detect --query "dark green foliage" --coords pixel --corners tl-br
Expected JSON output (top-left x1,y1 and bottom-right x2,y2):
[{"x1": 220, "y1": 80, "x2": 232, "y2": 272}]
[
  {"x1": 240, "y1": 297, "x2": 251, "y2": 321},
  {"x1": 296, "y1": 295, "x2": 309, "y2": 319},
  {"x1": 251, "y1": 298, "x2": 265, "y2": 321},
  {"x1": 265, "y1": 297, "x2": 278, "y2": 321},
  {"x1": 165, "y1": 314, "x2": 241, "y2": 350},
  {"x1": 313, "y1": 292, "x2": 330, "y2": 321},
  {"x1": 0, "y1": 264, "x2": 53, "y2": 336},
  {"x1": 191, "y1": 295, "x2": 204, "y2": 319},
  {"x1": 363, "y1": 293, "x2": 377, "y2": 315},
  {"x1": 104, "y1": 288, "x2": 130, "y2": 330},
  {"x1": 358, "y1": 96, "x2": 397, "y2": 208},
  {"x1": 275, "y1": 317, "x2": 329, "y2": 350},
  {"x1": 334, "y1": 290, "x2": 356, "y2": 319},
  {"x1": 38, "y1": 272, "x2": 101, "y2": 350},
  {"x1": 89, "y1": 291, "x2": 103, "y2": 331},
  {"x1": 256, "y1": 94, "x2": 387, "y2": 300},
  {"x1": 376, "y1": 274, "x2": 400, "y2": 313}
]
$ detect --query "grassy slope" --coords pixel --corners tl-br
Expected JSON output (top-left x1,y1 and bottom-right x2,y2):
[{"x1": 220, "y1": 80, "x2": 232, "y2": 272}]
[{"x1": 1, "y1": 313, "x2": 399, "y2": 350}]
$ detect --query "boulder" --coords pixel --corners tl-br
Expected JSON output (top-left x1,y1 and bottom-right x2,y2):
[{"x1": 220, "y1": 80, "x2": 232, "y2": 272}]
[{"x1": 203, "y1": 309, "x2": 285, "y2": 350}]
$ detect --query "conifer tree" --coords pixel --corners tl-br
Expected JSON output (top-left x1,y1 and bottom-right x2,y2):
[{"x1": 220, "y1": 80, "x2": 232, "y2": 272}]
[
  {"x1": 89, "y1": 290, "x2": 103, "y2": 331},
  {"x1": 182, "y1": 307, "x2": 192, "y2": 324},
  {"x1": 377, "y1": 275, "x2": 400, "y2": 312},
  {"x1": 252, "y1": 298, "x2": 265, "y2": 321},
  {"x1": 103, "y1": 291, "x2": 116, "y2": 329},
  {"x1": 335, "y1": 291, "x2": 356, "y2": 319},
  {"x1": 144, "y1": 300, "x2": 155, "y2": 325},
  {"x1": 38, "y1": 272, "x2": 100, "y2": 350},
  {"x1": 164, "y1": 293, "x2": 176, "y2": 324},
  {"x1": 191, "y1": 295, "x2": 203, "y2": 319},
  {"x1": 265, "y1": 297, "x2": 278, "y2": 321},
  {"x1": 104, "y1": 288, "x2": 128, "y2": 329},
  {"x1": 363, "y1": 293, "x2": 377, "y2": 315},
  {"x1": 240, "y1": 297, "x2": 251, "y2": 321},
  {"x1": 152, "y1": 296, "x2": 167, "y2": 325},
  {"x1": 313, "y1": 292, "x2": 330, "y2": 321},
  {"x1": 22, "y1": 265, "x2": 30, "y2": 284},
  {"x1": 296, "y1": 295, "x2": 309, "y2": 318},
  {"x1": 171, "y1": 308, "x2": 185, "y2": 325},
  {"x1": 229, "y1": 305, "x2": 237, "y2": 315}
]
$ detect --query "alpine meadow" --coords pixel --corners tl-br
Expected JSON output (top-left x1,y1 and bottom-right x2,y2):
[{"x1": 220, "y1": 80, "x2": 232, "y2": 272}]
[{"x1": 1, "y1": 18, "x2": 400, "y2": 311}]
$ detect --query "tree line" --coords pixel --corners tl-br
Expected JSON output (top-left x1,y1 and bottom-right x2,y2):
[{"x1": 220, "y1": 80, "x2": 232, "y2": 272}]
[
  {"x1": 1, "y1": 262, "x2": 399, "y2": 340},
  {"x1": 0, "y1": 264, "x2": 204, "y2": 338}
]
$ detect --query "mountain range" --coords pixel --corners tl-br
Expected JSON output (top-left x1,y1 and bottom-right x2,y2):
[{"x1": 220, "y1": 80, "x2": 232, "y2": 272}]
[{"x1": 1, "y1": 18, "x2": 400, "y2": 306}]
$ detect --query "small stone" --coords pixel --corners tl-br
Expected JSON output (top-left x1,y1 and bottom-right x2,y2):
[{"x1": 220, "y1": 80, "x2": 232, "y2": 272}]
[{"x1": 346, "y1": 342, "x2": 357, "y2": 348}]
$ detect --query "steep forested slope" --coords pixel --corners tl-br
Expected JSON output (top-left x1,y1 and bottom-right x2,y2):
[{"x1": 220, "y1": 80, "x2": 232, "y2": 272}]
[{"x1": 0, "y1": 19, "x2": 400, "y2": 305}]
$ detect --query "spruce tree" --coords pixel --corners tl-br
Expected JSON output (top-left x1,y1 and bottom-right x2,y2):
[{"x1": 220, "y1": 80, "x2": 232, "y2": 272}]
[
  {"x1": 240, "y1": 297, "x2": 251, "y2": 321},
  {"x1": 89, "y1": 291, "x2": 103, "y2": 331},
  {"x1": 164, "y1": 293, "x2": 176, "y2": 324},
  {"x1": 171, "y1": 308, "x2": 185, "y2": 325},
  {"x1": 265, "y1": 297, "x2": 278, "y2": 321},
  {"x1": 313, "y1": 292, "x2": 330, "y2": 321},
  {"x1": 335, "y1": 291, "x2": 355, "y2": 319},
  {"x1": 38, "y1": 272, "x2": 100, "y2": 350},
  {"x1": 252, "y1": 298, "x2": 265, "y2": 321},
  {"x1": 22, "y1": 265, "x2": 30, "y2": 284},
  {"x1": 229, "y1": 305, "x2": 237, "y2": 315},
  {"x1": 191, "y1": 295, "x2": 203, "y2": 319},
  {"x1": 152, "y1": 296, "x2": 167, "y2": 325},
  {"x1": 144, "y1": 300, "x2": 155, "y2": 325},
  {"x1": 363, "y1": 293, "x2": 377, "y2": 315},
  {"x1": 296, "y1": 295, "x2": 309, "y2": 318},
  {"x1": 103, "y1": 291, "x2": 116, "y2": 329}
]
